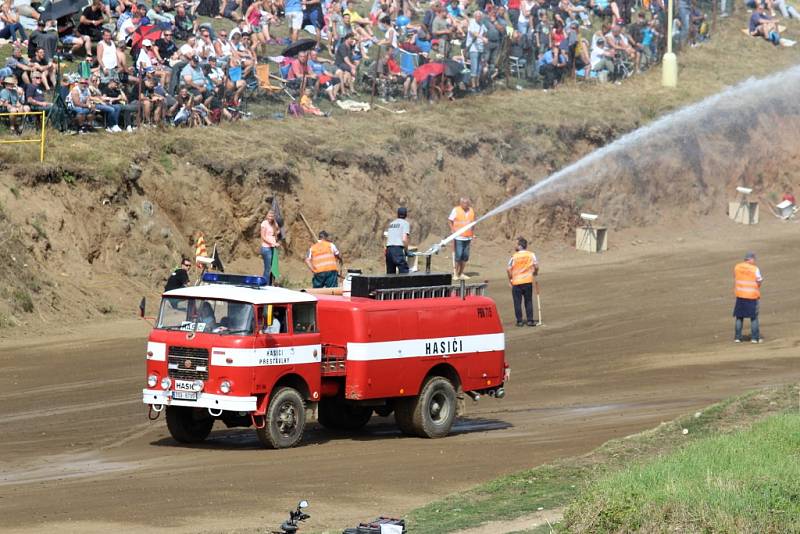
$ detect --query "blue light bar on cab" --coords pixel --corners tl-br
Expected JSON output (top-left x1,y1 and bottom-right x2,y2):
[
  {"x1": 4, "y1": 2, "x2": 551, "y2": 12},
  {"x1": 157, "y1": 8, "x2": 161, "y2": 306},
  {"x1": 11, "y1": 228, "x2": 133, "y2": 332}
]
[{"x1": 201, "y1": 273, "x2": 268, "y2": 287}]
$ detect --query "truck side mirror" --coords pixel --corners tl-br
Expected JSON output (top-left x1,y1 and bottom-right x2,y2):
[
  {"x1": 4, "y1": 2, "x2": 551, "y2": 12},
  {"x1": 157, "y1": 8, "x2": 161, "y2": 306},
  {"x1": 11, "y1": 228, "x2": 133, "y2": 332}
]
[{"x1": 139, "y1": 297, "x2": 146, "y2": 318}]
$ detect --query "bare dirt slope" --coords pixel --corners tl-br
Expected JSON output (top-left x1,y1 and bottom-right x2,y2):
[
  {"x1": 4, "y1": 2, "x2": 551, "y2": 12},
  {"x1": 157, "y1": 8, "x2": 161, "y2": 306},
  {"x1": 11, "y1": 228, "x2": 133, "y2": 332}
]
[
  {"x1": 2, "y1": 216, "x2": 799, "y2": 533},
  {"x1": 1, "y1": 17, "x2": 799, "y2": 331}
]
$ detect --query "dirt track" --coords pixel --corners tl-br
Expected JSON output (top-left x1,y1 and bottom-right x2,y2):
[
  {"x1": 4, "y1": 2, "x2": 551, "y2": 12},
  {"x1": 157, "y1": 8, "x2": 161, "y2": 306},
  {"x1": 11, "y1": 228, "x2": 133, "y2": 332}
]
[{"x1": 2, "y1": 215, "x2": 799, "y2": 534}]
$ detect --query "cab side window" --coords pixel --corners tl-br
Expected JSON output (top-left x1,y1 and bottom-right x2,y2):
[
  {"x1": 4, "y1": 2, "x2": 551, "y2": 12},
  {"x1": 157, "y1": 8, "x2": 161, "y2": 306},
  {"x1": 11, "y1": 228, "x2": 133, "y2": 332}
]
[
  {"x1": 259, "y1": 305, "x2": 288, "y2": 334},
  {"x1": 292, "y1": 303, "x2": 318, "y2": 333}
]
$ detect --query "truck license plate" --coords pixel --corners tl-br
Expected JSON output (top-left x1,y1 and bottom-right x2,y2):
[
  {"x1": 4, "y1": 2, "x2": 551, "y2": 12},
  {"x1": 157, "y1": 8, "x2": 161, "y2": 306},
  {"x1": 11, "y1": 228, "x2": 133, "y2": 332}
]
[
  {"x1": 174, "y1": 380, "x2": 195, "y2": 391},
  {"x1": 173, "y1": 391, "x2": 198, "y2": 401}
]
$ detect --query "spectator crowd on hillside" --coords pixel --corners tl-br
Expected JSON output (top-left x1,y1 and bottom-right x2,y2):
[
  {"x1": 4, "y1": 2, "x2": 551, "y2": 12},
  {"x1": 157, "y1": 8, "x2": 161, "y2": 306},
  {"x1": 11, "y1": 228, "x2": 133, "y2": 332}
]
[{"x1": 0, "y1": 0, "x2": 790, "y2": 134}]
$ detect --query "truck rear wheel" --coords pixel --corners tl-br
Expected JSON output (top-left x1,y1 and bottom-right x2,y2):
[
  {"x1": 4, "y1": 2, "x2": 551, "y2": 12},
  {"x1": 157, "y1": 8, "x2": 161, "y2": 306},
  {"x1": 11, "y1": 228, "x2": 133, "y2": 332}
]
[
  {"x1": 318, "y1": 400, "x2": 373, "y2": 431},
  {"x1": 165, "y1": 406, "x2": 214, "y2": 444},
  {"x1": 256, "y1": 387, "x2": 306, "y2": 449},
  {"x1": 411, "y1": 376, "x2": 457, "y2": 438}
]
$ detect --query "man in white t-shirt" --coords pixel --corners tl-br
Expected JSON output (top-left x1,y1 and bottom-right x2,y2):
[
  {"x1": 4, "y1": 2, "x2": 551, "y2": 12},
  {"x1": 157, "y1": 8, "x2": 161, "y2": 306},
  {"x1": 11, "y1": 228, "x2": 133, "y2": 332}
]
[
  {"x1": 385, "y1": 207, "x2": 411, "y2": 274},
  {"x1": 590, "y1": 37, "x2": 615, "y2": 73}
]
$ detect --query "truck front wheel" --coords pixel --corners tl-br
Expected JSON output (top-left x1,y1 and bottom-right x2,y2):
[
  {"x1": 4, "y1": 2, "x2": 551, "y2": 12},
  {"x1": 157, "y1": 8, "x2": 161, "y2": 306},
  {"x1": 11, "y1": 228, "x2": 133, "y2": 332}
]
[
  {"x1": 165, "y1": 406, "x2": 214, "y2": 444},
  {"x1": 256, "y1": 387, "x2": 306, "y2": 449},
  {"x1": 411, "y1": 376, "x2": 457, "y2": 438}
]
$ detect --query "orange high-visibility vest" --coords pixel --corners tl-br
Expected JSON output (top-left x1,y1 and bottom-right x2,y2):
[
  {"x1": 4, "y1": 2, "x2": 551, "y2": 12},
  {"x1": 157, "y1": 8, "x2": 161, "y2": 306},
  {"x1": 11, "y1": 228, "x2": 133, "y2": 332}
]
[
  {"x1": 734, "y1": 262, "x2": 760, "y2": 300},
  {"x1": 452, "y1": 206, "x2": 475, "y2": 238},
  {"x1": 510, "y1": 251, "x2": 536, "y2": 285},
  {"x1": 310, "y1": 241, "x2": 338, "y2": 273}
]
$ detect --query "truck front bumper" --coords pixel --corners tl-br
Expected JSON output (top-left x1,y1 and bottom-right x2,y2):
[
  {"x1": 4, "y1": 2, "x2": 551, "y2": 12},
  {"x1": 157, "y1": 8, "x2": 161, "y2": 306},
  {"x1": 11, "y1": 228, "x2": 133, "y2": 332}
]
[{"x1": 142, "y1": 389, "x2": 258, "y2": 412}]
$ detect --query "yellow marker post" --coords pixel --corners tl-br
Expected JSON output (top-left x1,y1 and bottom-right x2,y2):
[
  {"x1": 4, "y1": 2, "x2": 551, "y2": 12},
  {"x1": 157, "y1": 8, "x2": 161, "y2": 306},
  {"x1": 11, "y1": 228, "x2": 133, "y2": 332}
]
[
  {"x1": 39, "y1": 111, "x2": 46, "y2": 162},
  {"x1": 0, "y1": 110, "x2": 47, "y2": 162}
]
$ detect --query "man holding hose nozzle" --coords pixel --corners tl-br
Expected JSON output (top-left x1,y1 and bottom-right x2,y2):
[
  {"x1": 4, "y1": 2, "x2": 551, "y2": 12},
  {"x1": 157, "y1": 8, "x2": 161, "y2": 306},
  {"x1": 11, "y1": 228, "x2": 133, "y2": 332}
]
[
  {"x1": 448, "y1": 197, "x2": 476, "y2": 281},
  {"x1": 507, "y1": 237, "x2": 539, "y2": 327}
]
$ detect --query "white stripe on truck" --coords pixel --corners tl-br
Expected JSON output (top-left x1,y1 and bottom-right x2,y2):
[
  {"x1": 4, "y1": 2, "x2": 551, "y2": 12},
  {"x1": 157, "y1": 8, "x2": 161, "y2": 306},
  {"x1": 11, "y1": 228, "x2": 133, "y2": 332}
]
[
  {"x1": 346, "y1": 333, "x2": 504, "y2": 361},
  {"x1": 210, "y1": 344, "x2": 320, "y2": 367}
]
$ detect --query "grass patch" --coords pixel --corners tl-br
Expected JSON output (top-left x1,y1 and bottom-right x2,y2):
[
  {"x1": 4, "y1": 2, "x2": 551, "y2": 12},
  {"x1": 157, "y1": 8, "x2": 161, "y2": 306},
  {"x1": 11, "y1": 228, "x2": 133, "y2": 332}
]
[
  {"x1": 408, "y1": 465, "x2": 583, "y2": 532},
  {"x1": 563, "y1": 413, "x2": 800, "y2": 533},
  {"x1": 159, "y1": 153, "x2": 175, "y2": 173},
  {"x1": 404, "y1": 385, "x2": 799, "y2": 533},
  {"x1": 12, "y1": 289, "x2": 34, "y2": 314},
  {"x1": 30, "y1": 218, "x2": 47, "y2": 240}
]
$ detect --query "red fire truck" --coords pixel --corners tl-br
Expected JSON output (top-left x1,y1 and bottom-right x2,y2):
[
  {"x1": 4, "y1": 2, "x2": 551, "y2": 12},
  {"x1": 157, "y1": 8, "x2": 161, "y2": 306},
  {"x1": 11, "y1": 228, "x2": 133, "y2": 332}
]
[{"x1": 142, "y1": 273, "x2": 507, "y2": 449}]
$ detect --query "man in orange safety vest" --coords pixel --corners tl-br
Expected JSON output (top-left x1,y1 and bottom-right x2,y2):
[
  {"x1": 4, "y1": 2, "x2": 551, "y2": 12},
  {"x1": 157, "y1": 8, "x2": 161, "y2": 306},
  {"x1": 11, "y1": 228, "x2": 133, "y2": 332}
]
[
  {"x1": 305, "y1": 230, "x2": 342, "y2": 288},
  {"x1": 733, "y1": 251, "x2": 763, "y2": 343},
  {"x1": 507, "y1": 237, "x2": 539, "y2": 327},
  {"x1": 448, "y1": 197, "x2": 476, "y2": 280}
]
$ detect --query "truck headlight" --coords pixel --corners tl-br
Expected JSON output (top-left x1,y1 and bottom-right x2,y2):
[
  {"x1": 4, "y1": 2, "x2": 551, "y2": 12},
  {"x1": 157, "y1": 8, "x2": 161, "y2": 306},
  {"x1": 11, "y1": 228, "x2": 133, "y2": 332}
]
[
  {"x1": 160, "y1": 377, "x2": 172, "y2": 390},
  {"x1": 220, "y1": 380, "x2": 232, "y2": 394},
  {"x1": 147, "y1": 374, "x2": 158, "y2": 388},
  {"x1": 192, "y1": 380, "x2": 204, "y2": 392}
]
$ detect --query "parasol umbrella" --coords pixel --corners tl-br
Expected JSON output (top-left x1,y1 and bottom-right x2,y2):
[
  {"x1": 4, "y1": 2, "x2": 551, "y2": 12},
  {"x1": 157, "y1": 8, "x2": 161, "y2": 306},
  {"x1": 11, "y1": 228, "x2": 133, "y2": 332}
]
[
  {"x1": 281, "y1": 39, "x2": 317, "y2": 57},
  {"x1": 131, "y1": 25, "x2": 163, "y2": 50}
]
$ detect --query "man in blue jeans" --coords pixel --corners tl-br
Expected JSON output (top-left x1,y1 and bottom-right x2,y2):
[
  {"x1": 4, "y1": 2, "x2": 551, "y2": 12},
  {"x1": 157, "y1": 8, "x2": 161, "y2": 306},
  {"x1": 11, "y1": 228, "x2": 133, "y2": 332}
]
[
  {"x1": 733, "y1": 251, "x2": 763, "y2": 343},
  {"x1": 448, "y1": 197, "x2": 476, "y2": 280}
]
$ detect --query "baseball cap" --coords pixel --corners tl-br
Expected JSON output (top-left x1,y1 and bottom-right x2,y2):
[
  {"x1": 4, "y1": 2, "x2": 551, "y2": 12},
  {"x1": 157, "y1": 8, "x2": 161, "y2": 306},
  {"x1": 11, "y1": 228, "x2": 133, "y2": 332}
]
[
  {"x1": 142, "y1": 38, "x2": 152, "y2": 46},
  {"x1": 397, "y1": 206, "x2": 408, "y2": 217},
  {"x1": 744, "y1": 251, "x2": 756, "y2": 260}
]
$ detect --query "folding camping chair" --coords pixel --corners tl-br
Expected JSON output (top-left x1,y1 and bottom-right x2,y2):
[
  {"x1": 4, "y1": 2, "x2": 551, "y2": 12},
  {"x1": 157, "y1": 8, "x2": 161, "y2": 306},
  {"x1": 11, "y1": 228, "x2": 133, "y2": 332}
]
[{"x1": 256, "y1": 63, "x2": 290, "y2": 97}]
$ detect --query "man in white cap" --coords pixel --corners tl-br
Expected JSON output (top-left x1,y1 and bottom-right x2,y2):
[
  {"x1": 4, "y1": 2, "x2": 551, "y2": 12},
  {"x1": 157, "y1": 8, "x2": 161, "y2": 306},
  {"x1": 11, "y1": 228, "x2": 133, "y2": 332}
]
[
  {"x1": 0, "y1": 76, "x2": 30, "y2": 134},
  {"x1": 733, "y1": 251, "x2": 763, "y2": 343}
]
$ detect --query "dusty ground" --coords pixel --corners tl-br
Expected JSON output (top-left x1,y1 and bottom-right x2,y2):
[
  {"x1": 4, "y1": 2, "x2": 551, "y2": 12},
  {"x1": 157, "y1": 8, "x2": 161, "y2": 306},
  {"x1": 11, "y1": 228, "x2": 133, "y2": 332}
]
[{"x1": 2, "y1": 211, "x2": 799, "y2": 533}]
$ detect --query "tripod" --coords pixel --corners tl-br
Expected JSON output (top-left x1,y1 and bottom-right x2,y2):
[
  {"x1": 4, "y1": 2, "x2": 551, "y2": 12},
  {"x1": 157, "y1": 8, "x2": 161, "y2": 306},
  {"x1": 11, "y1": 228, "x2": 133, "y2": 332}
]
[{"x1": 47, "y1": 41, "x2": 71, "y2": 132}]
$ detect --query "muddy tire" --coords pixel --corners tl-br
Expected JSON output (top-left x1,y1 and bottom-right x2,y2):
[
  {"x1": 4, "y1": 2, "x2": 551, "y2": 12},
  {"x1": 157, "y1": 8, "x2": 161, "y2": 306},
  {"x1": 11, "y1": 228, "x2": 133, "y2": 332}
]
[
  {"x1": 256, "y1": 387, "x2": 306, "y2": 449},
  {"x1": 393, "y1": 397, "x2": 417, "y2": 436},
  {"x1": 410, "y1": 376, "x2": 457, "y2": 438},
  {"x1": 165, "y1": 406, "x2": 214, "y2": 444},
  {"x1": 318, "y1": 400, "x2": 372, "y2": 431}
]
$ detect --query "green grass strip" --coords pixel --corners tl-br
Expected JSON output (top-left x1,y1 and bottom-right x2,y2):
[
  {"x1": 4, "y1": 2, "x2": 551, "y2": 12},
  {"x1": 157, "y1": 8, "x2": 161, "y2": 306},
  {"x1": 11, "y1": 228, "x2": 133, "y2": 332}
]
[{"x1": 562, "y1": 414, "x2": 800, "y2": 533}]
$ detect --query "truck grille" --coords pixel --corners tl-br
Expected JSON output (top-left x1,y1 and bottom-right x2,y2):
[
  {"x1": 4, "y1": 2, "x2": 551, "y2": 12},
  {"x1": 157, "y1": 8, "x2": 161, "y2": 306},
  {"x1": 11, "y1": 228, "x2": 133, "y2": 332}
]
[{"x1": 167, "y1": 346, "x2": 209, "y2": 380}]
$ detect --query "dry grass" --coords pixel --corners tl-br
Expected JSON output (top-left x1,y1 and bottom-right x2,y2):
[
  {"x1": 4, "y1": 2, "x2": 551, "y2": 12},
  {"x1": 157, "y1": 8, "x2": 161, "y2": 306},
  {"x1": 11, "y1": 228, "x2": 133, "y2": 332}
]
[{"x1": 3, "y1": 9, "x2": 799, "y2": 168}]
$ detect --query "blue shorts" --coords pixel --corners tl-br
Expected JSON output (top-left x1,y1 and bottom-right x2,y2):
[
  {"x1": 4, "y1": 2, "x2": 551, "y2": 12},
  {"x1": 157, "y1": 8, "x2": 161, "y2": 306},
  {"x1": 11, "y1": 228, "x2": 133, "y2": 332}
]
[
  {"x1": 454, "y1": 239, "x2": 471, "y2": 262},
  {"x1": 72, "y1": 106, "x2": 92, "y2": 115}
]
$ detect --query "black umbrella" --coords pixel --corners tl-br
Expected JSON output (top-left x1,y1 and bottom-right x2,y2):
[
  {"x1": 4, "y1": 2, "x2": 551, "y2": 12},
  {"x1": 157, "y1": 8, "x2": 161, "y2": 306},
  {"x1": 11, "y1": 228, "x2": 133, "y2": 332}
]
[{"x1": 281, "y1": 39, "x2": 317, "y2": 57}]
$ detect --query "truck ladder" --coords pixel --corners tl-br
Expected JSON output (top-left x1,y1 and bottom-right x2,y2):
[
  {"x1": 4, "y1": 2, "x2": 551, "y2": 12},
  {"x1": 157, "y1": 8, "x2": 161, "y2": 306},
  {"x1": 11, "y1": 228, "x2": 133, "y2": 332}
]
[
  {"x1": 372, "y1": 282, "x2": 487, "y2": 300},
  {"x1": 321, "y1": 344, "x2": 347, "y2": 376}
]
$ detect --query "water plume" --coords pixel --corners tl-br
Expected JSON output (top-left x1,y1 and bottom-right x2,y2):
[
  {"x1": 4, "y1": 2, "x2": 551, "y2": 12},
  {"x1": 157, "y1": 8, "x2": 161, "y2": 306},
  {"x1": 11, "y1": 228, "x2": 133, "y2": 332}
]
[{"x1": 427, "y1": 64, "x2": 800, "y2": 253}]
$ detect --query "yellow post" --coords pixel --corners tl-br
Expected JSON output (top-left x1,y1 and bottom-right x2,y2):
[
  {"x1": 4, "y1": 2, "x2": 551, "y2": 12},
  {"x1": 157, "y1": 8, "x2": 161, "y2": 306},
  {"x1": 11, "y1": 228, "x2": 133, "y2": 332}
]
[
  {"x1": 662, "y1": 0, "x2": 678, "y2": 87},
  {"x1": 0, "y1": 111, "x2": 45, "y2": 160},
  {"x1": 39, "y1": 110, "x2": 46, "y2": 162}
]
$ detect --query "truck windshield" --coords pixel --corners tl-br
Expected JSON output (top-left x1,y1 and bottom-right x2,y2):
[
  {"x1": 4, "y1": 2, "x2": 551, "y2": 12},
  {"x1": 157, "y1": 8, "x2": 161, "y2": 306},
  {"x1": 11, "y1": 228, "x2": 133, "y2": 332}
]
[{"x1": 158, "y1": 297, "x2": 254, "y2": 335}]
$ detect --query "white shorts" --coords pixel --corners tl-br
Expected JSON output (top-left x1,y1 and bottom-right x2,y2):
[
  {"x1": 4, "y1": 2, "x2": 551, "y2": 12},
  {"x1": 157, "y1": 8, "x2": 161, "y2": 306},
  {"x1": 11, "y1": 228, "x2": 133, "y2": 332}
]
[{"x1": 286, "y1": 11, "x2": 303, "y2": 31}]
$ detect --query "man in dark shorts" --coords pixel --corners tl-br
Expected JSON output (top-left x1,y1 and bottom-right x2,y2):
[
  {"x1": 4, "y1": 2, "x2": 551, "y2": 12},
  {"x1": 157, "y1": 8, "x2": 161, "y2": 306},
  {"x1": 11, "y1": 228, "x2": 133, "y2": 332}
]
[
  {"x1": 733, "y1": 251, "x2": 763, "y2": 343},
  {"x1": 385, "y1": 207, "x2": 411, "y2": 274}
]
